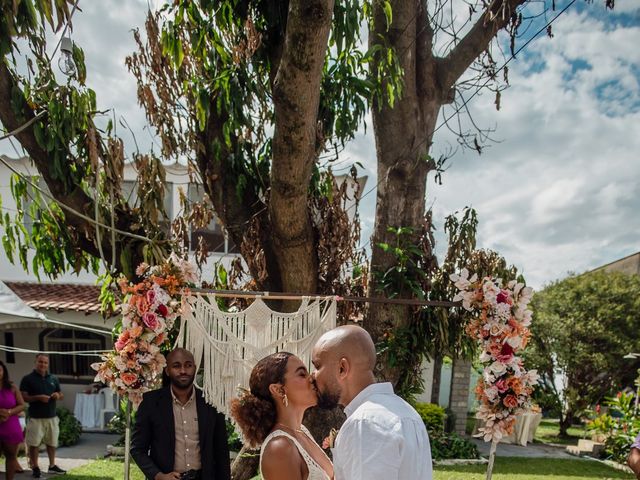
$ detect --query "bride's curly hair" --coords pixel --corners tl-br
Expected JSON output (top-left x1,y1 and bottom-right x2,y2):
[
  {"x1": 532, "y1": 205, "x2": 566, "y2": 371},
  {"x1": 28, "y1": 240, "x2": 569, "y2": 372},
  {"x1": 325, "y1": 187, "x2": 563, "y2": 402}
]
[{"x1": 230, "y1": 352, "x2": 294, "y2": 448}]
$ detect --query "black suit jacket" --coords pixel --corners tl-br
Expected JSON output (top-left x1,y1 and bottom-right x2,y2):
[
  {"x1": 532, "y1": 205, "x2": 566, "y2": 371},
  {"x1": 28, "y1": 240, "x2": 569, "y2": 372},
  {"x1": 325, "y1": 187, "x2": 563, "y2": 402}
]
[{"x1": 130, "y1": 387, "x2": 231, "y2": 480}]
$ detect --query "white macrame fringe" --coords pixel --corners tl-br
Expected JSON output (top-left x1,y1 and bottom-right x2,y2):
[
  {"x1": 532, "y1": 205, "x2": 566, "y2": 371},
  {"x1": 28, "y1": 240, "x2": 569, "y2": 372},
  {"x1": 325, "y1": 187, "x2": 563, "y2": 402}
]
[{"x1": 176, "y1": 294, "x2": 337, "y2": 416}]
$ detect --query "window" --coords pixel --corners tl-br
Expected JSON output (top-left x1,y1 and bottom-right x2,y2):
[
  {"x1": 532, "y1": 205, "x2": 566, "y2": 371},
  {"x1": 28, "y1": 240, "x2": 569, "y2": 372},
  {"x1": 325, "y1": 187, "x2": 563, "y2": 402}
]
[
  {"x1": 187, "y1": 184, "x2": 237, "y2": 254},
  {"x1": 4, "y1": 333, "x2": 15, "y2": 364},
  {"x1": 41, "y1": 329, "x2": 106, "y2": 379}
]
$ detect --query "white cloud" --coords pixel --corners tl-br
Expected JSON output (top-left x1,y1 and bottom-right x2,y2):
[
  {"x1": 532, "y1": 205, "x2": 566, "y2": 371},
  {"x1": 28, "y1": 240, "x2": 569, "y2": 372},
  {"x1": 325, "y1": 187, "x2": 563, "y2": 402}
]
[{"x1": 1, "y1": 1, "x2": 637, "y2": 291}]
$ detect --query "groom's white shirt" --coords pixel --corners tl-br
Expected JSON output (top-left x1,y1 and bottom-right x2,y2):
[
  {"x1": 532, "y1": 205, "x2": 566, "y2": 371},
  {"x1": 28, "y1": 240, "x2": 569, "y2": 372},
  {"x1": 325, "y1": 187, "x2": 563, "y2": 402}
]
[{"x1": 332, "y1": 382, "x2": 433, "y2": 480}]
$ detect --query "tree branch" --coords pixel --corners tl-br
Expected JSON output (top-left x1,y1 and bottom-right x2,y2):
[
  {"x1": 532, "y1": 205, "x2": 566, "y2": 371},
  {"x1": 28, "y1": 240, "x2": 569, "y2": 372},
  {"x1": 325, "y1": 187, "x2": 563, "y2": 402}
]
[
  {"x1": 0, "y1": 61, "x2": 147, "y2": 275},
  {"x1": 438, "y1": 0, "x2": 526, "y2": 91},
  {"x1": 198, "y1": 97, "x2": 281, "y2": 291}
]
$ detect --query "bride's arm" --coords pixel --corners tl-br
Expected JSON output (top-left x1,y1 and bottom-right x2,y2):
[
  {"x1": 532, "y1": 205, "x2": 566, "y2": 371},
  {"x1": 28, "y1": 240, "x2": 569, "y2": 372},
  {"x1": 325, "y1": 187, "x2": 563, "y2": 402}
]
[{"x1": 261, "y1": 437, "x2": 305, "y2": 480}]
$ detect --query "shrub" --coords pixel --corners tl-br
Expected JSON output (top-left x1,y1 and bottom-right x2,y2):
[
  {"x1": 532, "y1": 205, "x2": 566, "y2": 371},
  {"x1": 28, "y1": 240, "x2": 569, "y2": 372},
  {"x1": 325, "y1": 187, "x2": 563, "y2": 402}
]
[
  {"x1": 226, "y1": 419, "x2": 242, "y2": 451},
  {"x1": 430, "y1": 431, "x2": 480, "y2": 460},
  {"x1": 414, "y1": 402, "x2": 446, "y2": 435},
  {"x1": 56, "y1": 407, "x2": 82, "y2": 446},
  {"x1": 586, "y1": 392, "x2": 640, "y2": 463}
]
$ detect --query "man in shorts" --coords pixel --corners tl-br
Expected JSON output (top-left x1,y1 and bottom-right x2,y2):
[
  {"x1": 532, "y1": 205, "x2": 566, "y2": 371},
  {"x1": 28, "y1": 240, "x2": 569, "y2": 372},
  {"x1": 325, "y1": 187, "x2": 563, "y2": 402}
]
[{"x1": 20, "y1": 354, "x2": 66, "y2": 478}]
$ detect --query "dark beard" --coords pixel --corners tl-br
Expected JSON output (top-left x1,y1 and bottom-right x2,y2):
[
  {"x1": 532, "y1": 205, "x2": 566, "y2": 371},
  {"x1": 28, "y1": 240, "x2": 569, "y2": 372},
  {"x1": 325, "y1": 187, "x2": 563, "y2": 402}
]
[{"x1": 316, "y1": 389, "x2": 340, "y2": 410}]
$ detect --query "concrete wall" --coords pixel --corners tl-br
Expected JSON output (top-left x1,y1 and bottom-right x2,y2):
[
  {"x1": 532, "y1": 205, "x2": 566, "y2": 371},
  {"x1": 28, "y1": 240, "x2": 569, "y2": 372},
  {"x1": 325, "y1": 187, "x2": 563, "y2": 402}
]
[{"x1": 597, "y1": 252, "x2": 640, "y2": 276}]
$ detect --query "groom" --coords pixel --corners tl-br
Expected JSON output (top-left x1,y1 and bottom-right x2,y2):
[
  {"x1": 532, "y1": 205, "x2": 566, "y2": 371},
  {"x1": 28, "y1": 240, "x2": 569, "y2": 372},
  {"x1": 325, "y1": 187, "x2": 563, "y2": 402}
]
[{"x1": 312, "y1": 325, "x2": 433, "y2": 480}]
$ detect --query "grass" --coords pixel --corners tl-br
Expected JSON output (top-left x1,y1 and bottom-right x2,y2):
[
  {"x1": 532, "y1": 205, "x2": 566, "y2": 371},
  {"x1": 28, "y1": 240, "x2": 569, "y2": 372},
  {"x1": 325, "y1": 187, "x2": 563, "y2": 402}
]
[
  {"x1": 534, "y1": 418, "x2": 588, "y2": 446},
  {"x1": 58, "y1": 459, "x2": 145, "y2": 480},
  {"x1": 435, "y1": 457, "x2": 633, "y2": 479},
  {"x1": 57, "y1": 457, "x2": 633, "y2": 480}
]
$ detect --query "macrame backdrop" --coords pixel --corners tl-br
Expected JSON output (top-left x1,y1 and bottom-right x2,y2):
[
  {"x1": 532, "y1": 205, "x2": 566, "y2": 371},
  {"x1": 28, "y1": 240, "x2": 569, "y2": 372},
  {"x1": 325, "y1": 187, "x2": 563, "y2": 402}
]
[{"x1": 176, "y1": 294, "x2": 337, "y2": 416}]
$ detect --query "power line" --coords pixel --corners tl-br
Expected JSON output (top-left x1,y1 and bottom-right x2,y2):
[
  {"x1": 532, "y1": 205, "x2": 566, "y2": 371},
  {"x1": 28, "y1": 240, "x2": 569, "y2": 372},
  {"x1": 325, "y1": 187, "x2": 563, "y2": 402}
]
[{"x1": 349, "y1": 0, "x2": 577, "y2": 218}]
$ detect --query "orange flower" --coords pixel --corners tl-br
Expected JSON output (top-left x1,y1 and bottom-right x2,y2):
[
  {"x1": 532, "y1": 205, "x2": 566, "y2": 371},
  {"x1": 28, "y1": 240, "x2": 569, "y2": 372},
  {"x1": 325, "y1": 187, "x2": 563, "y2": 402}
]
[
  {"x1": 503, "y1": 394, "x2": 519, "y2": 409},
  {"x1": 136, "y1": 296, "x2": 150, "y2": 316},
  {"x1": 129, "y1": 325, "x2": 143, "y2": 339},
  {"x1": 507, "y1": 377, "x2": 523, "y2": 395}
]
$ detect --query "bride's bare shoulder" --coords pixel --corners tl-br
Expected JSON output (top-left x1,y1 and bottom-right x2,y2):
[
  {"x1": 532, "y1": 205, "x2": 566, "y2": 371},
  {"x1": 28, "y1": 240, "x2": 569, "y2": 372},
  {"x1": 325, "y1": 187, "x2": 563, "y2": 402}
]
[{"x1": 262, "y1": 436, "x2": 304, "y2": 479}]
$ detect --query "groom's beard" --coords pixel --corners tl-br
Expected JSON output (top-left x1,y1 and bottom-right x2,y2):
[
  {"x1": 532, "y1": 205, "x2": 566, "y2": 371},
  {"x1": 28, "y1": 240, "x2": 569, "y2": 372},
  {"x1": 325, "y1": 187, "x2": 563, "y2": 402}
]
[{"x1": 316, "y1": 389, "x2": 340, "y2": 410}]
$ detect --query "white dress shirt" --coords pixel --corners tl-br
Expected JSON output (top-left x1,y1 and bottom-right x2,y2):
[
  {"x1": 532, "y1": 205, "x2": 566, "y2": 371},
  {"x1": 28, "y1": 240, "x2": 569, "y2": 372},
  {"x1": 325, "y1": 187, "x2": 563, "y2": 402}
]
[{"x1": 332, "y1": 383, "x2": 432, "y2": 480}]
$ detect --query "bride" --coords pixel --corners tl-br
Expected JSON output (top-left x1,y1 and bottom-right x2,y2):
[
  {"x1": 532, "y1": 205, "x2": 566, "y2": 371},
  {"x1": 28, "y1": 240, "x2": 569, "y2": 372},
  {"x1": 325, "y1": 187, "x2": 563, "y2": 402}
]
[{"x1": 230, "y1": 352, "x2": 333, "y2": 480}]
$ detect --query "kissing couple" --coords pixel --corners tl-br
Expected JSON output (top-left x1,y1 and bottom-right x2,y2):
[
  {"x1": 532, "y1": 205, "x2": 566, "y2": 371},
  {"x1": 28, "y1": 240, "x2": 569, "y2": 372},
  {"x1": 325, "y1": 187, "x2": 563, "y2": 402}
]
[{"x1": 231, "y1": 325, "x2": 433, "y2": 480}]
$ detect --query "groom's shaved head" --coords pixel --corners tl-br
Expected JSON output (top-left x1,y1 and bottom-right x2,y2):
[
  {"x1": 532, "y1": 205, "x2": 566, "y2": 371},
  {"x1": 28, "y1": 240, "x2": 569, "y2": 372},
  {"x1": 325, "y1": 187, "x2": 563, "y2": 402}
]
[{"x1": 316, "y1": 325, "x2": 376, "y2": 371}]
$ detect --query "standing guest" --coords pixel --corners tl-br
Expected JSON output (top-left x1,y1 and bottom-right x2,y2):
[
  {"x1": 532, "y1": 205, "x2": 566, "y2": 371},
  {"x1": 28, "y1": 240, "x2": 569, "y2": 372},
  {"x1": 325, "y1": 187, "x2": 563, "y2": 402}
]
[
  {"x1": 20, "y1": 353, "x2": 66, "y2": 478},
  {"x1": 0, "y1": 360, "x2": 26, "y2": 480},
  {"x1": 312, "y1": 325, "x2": 433, "y2": 480},
  {"x1": 131, "y1": 348, "x2": 231, "y2": 480}
]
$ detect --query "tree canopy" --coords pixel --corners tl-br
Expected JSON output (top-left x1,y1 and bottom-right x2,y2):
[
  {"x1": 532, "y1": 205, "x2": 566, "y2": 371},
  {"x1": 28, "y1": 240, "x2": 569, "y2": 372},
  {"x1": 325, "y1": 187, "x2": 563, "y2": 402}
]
[
  {"x1": 525, "y1": 269, "x2": 640, "y2": 435},
  {"x1": 0, "y1": 0, "x2": 614, "y2": 381}
]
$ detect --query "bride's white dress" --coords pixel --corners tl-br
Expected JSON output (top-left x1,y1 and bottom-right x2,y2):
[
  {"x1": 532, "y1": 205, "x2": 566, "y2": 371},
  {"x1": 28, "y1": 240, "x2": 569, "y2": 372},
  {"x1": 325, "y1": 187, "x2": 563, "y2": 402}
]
[{"x1": 260, "y1": 425, "x2": 332, "y2": 480}]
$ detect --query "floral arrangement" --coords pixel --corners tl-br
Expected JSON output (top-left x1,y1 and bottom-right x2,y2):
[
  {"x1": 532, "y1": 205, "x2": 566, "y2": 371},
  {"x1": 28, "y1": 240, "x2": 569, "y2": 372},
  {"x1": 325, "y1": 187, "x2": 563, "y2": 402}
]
[
  {"x1": 93, "y1": 254, "x2": 197, "y2": 406},
  {"x1": 450, "y1": 268, "x2": 539, "y2": 442}
]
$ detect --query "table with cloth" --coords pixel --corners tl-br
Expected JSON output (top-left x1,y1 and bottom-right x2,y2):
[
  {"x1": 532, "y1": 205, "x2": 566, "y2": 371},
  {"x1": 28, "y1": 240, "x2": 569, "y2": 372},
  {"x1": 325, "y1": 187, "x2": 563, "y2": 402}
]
[
  {"x1": 74, "y1": 393, "x2": 104, "y2": 429},
  {"x1": 473, "y1": 412, "x2": 543, "y2": 446}
]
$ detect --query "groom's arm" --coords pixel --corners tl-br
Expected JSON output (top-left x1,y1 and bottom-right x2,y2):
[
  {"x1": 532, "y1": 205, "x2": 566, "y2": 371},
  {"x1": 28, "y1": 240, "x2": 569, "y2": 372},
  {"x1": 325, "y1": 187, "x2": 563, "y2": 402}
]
[{"x1": 334, "y1": 419, "x2": 401, "y2": 480}]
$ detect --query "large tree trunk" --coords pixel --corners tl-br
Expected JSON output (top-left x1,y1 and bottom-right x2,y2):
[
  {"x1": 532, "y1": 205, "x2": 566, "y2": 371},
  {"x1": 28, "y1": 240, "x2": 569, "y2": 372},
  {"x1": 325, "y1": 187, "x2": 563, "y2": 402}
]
[
  {"x1": 269, "y1": 0, "x2": 335, "y2": 295},
  {"x1": 231, "y1": 2, "x2": 335, "y2": 479},
  {"x1": 364, "y1": 1, "x2": 440, "y2": 383}
]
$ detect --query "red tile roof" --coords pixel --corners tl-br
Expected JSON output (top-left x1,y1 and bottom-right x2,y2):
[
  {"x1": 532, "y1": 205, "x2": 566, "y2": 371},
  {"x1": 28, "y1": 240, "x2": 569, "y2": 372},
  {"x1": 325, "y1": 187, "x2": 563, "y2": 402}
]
[{"x1": 4, "y1": 282, "x2": 107, "y2": 314}]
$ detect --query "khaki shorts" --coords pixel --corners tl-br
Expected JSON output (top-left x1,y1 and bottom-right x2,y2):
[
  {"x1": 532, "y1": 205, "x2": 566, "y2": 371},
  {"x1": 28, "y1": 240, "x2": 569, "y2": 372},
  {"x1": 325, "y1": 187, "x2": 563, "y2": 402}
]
[{"x1": 25, "y1": 417, "x2": 59, "y2": 448}]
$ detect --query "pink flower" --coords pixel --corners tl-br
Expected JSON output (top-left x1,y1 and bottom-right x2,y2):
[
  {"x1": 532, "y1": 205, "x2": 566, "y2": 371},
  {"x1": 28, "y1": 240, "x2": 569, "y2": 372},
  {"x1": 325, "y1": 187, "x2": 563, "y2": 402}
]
[
  {"x1": 495, "y1": 379, "x2": 509, "y2": 393},
  {"x1": 115, "y1": 331, "x2": 130, "y2": 352},
  {"x1": 156, "y1": 304, "x2": 169, "y2": 317},
  {"x1": 121, "y1": 372, "x2": 138, "y2": 386},
  {"x1": 497, "y1": 343, "x2": 514, "y2": 363},
  {"x1": 142, "y1": 312, "x2": 159, "y2": 330},
  {"x1": 146, "y1": 289, "x2": 156, "y2": 305},
  {"x1": 496, "y1": 290, "x2": 510, "y2": 304}
]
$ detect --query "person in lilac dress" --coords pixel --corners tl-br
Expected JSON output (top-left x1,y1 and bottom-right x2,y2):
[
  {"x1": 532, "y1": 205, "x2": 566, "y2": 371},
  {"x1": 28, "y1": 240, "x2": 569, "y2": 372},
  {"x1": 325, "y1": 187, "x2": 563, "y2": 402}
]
[
  {"x1": 628, "y1": 432, "x2": 640, "y2": 478},
  {"x1": 0, "y1": 360, "x2": 26, "y2": 480}
]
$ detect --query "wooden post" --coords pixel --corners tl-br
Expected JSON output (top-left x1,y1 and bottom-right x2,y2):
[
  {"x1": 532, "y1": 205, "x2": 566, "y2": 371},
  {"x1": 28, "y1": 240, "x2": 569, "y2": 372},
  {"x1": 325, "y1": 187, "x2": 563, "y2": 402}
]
[
  {"x1": 124, "y1": 398, "x2": 132, "y2": 480},
  {"x1": 485, "y1": 440, "x2": 498, "y2": 480}
]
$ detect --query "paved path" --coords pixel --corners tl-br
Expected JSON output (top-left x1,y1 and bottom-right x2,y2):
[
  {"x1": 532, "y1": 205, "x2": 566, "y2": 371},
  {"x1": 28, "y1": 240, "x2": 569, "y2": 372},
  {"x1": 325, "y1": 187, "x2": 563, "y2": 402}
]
[
  {"x1": 469, "y1": 437, "x2": 576, "y2": 459},
  {"x1": 1, "y1": 432, "x2": 119, "y2": 478}
]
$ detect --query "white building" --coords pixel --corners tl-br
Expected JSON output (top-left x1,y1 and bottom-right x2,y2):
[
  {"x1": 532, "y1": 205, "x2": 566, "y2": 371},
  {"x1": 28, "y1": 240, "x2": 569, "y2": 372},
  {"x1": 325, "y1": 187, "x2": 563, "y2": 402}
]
[{"x1": 0, "y1": 155, "x2": 240, "y2": 421}]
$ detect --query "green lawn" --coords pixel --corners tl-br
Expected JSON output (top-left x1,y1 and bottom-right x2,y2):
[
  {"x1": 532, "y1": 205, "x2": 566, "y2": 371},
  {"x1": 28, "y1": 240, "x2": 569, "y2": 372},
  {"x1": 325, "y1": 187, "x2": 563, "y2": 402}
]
[
  {"x1": 435, "y1": 458, "x2": 633, "y2": 479},
  {"x1": 534, "y1": 418, "x2": 588, "y2": 446},
  {"x1": 58, "y1": 459, "x2": 146, "y2": 480},
  {"x1": 57, "y1": 457, "x2": 633, "y2": 480}
]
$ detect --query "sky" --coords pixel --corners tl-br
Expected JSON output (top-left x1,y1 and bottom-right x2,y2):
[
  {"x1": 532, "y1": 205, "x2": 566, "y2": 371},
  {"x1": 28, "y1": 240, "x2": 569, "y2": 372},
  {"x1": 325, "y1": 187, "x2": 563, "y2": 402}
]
[{"x1": 2, "y1": 0, "x2": 639, "y2": 290}]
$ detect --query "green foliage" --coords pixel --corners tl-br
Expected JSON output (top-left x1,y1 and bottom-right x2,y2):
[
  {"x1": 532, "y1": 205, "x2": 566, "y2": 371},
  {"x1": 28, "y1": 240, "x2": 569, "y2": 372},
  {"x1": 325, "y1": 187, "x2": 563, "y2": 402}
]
[
  {"x1": 56, "y1": 406, "x2": 82, "y2": 447},
  {"x1": 414, "y1": 402, "x2": 446, "y2": 435},
  {"x1": 374, "y1": 226, "x2": 427, "y2": 299},
  {"x1": 0, "y1": 175, "x2": 100, "y2": 280},
  {"x1": 429, "y1": 431, "x2": 480, "y2": 461},
  {"x1": 586, "y1": 392, "x2": 640, "y2": 463},
  {"x1": 524, "y1": 270, "x2": 640, "y2": 428},
  {"x1": 226, "y1": 418, "x2": 242, "y2": 451}
]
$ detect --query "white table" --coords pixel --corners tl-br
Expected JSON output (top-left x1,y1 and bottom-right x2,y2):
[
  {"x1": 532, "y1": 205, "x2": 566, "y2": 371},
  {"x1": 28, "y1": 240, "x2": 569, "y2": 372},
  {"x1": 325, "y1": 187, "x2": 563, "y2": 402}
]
[
  {"x1": 474, "y1": 412, "x2": 543, "y2": 446},
  {"x1": 74, "y1": 393, "x2": 104, "y2": 429}
]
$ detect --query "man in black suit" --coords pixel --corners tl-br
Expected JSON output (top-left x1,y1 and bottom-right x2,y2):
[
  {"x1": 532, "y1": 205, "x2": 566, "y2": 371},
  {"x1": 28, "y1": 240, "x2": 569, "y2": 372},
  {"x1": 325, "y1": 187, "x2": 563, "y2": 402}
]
[{"x1": 131, "y1": 348, "x2": 231, "y2": 480}]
